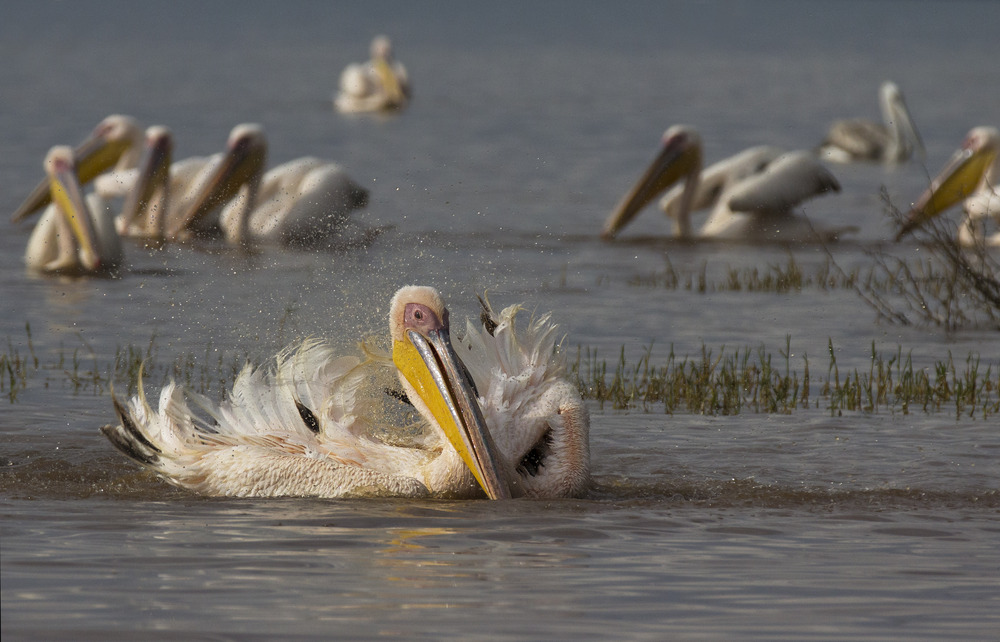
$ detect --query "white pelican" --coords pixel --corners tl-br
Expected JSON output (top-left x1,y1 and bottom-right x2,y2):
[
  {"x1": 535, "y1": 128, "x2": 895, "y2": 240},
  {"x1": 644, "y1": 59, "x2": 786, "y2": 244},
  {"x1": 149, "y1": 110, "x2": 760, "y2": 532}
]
[
  {"x1": 166, "y1": 125, "x2": 370, "y2": 247},
  {"x1": 101, "y1": 286, "x2": 590, "y2": 499},
  {"x1": 335, "y1": 35, "x2": 411, "y2": 113},
  {"x1": 165, "y1": 123, "x2": 269, "y2": 241},
  {"x1": 219, "y1": 156, "x2": 370, "y2": 247},
  {"x1": 896, "y1": 126, "x2": 999, "y2": 247},
  {"x1": 24, "y1": 146, "x2": 123, "y2": 275},
  {"x1": 112, "y1": 124, "x2": 264, "y2": 243},
  {"x1": 98, "y1": 124, "x2": 281, "y2": 244},
  {"x1": 819, "y1": 81, "x2": 925, "y2": 164},
  {"x1": 114, "y1": 126, "x2": 174, "y2": 241},
  {"x1": 12, "y1": 114, "x2": 143, "y2": 223},
  {"x1": 603, "y1": 125, "x2": 847, "y2": 243}
]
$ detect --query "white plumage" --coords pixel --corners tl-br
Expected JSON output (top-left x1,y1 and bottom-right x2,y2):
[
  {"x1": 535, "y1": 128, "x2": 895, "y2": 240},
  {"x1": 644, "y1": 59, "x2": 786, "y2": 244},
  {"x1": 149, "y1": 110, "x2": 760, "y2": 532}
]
[
  {"x1": 102, "y1": 287, "x2": 590, "y2": 499},
  {"x1": 335, "y1": 35, "x2": 411, "y2": 113},
  {"x1": 604, "y1": 125, "x2": 848, "y2": 243}
]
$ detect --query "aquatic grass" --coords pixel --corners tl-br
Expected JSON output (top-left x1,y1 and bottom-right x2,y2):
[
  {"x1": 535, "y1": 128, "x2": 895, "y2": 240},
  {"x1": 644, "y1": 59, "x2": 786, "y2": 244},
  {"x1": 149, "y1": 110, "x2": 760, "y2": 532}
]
[
  {"x1": 627, "y1": 255, "x2": 875, "y2": 294},
  {"x1": 572, "y1": 338, "x2": 1000, "y2": 419},
  {"x1": 2, "y1": 326, "x2": 247, "y2": 401},
  {"x1": 5, "y1": 326, "x2": 998, "y2": 419}
]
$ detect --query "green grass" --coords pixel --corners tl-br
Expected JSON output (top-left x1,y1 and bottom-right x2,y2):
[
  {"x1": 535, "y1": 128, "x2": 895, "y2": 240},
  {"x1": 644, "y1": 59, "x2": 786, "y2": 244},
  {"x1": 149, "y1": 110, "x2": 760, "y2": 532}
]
[
  {"x1": 2, "y1": 323, "x2": 247, "y2": 403},
  {"x1": 4, "y1": 326, "x2": 998, "y2": 419},
  {"x1": 571, "y1": 337, "x2": 999, "y2": 418},
  {"x1": 627, "y1": 255, "x2": 871, "y2": 294}
]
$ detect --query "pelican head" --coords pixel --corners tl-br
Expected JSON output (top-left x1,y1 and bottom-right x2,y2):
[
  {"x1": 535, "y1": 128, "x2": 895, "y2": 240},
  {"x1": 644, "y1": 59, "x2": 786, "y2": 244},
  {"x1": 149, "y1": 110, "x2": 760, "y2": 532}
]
[
  {"x1": 169, "y1": 123, "x2": 267, "y2": 240},
  {"x1": 13, "y1": 115, "x2": 142, "y2": 223},
  {"x1": 896, "y1": 126, "x2": 999, "y2": 240},
  {"x1": 602, "y1": 125, "x2": 702, "y2": 239},
  {"x1": 32, "y1": 146, "x2": 104, "y2": 273},
  {"x1": 370, "y1": 35, "x2": 405, "y2": 106},
  {"x1": 390, "y1": 286, "x2": 511, "y2": 499},
  {"x1": 879, "y1": 81, "x2": 925, "y2": 163},
  {"x1": 117, "y1": 126, "x2": 174, "y2": 240}
]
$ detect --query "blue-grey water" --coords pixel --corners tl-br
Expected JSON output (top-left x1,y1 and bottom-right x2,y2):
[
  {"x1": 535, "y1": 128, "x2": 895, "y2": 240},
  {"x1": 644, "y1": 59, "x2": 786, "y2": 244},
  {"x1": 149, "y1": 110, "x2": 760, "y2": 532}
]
[{"x1": 2, "y1": 1, "x2": 999, "y2": 640}]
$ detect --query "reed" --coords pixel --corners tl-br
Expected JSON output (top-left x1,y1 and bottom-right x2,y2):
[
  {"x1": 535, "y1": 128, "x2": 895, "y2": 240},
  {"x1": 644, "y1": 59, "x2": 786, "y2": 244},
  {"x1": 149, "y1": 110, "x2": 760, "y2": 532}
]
[
  {"x1": 4, "y1": 328, "x2": 998, "y2": 419},
  {"x1": 628, "y1": 255, "x2": 873, "y2": 294},
  {"x1": 1, "y1": 328, "x2": 247, "y2": 401},
  {"x1": 571, "y1": 338, "x2": 999, "y2": 418}
]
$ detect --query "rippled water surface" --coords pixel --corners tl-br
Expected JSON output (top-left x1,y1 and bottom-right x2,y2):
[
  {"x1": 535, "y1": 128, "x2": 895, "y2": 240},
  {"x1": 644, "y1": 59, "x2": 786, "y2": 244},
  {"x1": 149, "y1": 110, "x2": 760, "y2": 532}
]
[{"x1": 2, "y1": 1, "x2": 999, "y2": 639}]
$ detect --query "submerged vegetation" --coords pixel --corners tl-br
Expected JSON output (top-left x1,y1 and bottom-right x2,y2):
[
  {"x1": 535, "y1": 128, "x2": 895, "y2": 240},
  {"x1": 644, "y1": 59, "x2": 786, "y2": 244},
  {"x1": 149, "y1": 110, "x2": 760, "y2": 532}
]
[
  {"x1": 621, "y1": 191, "x2": 1000, "y2": 331},
  {"x1": 4, "y1": 324, "x2": 997, "y2": 419},
  {"x1": 626, "y1": 254, "x2": 870, "y2": 294},
  {"x1": 571, "y1": 337, "x2": 999, "y2": 418},
  {"x1": 2, "y1": 323, "x2": 247, "y2": 404}
]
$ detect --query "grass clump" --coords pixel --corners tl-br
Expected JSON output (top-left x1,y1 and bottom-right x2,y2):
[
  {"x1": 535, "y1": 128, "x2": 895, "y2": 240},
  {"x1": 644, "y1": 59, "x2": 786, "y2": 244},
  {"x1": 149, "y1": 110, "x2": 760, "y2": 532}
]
[
  {"x1": 628, "y1": 255, "x2": 870, "y2": 294},
  {"x1": 572, "y1": 337, "x2": 999, "y2": 419},
  {"x1": 2, "y1": 325, "x2": 247, "y2": 402}
]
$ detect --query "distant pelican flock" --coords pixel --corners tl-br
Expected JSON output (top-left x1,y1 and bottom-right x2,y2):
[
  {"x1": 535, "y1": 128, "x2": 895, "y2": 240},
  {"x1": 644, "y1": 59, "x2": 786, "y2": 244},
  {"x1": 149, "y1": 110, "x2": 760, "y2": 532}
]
[
  {"x1": 819, "y1": 81, "x2": 925, "y2": 164},
  {"x1": 335, "y1": 35, "x2": 411, "y2": 113},
  {"x1": 603, "y1": 125, "x2": 847, "y2": 243},
  {"x1": 13, "y1": 117, "x2": 371, "y2": 250},
  {"x1": 102, "y1": 286, "x2": 590, "y2": 499},
  {"x1": 896, "y1": 126, "x2": 999, "y2": 246}
]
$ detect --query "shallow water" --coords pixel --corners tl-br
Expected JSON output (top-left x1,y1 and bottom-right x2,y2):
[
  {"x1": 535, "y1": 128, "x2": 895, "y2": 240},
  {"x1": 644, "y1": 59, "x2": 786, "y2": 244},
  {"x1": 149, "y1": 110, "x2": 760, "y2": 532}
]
[{"x1": 2, "y1": 1, "x2": 1000, "y2": 639}]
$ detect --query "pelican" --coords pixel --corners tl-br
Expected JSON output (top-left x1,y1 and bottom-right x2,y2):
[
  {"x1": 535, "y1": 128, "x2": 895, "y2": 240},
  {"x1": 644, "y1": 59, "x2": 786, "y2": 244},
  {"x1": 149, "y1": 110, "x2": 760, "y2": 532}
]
[
  {"x1": 219, "y1": 156, "x2": 370, "y2": 247},
  {"x1": 100, "y1": 286, "x2": 590, "y2": 499},
  {"x1": 603, "y1": 125, "x2": 846, "y2": 243},
  {"x1": 164, "y1": 125, "x2": 371, "y2": 246},
  {"x1": 165, "y1": 123, "x2": 268, "y2": 241},
  {"x1": 335, "y1": 35, "x2": 411, "y2": 113},
  {"x1": 896, "y1": 126, "x2": 999, "y2": 246},
  {"x1": 819, "y1": 81, "x2": 925, "y2": 164},
  {"x1": 12, "y1": 114, "x2": 143, "y2": 223},
  {"x1": 114, "y1": 126, "x2": 174, "y2": 241},
  {"x1": 24, "y1": 146, "x2": 123, "y2": 275}
]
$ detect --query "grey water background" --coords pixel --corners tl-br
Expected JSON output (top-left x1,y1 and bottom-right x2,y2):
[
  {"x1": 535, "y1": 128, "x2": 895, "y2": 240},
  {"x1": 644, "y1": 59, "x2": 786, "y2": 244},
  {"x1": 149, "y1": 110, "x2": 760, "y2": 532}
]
[{"x1": 2, "y1": 1, "x2": 999, "y2": 639}]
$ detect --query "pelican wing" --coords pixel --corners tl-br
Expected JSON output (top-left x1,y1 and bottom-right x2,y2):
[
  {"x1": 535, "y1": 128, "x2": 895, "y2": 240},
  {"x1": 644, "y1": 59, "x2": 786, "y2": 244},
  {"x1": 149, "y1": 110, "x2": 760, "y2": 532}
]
[
  {"x1": 726, "y1": 151, "x2": 840, "y2": 216},
  {"x1": 103, "y1": 340, "x2": 431, "y2": 497}
]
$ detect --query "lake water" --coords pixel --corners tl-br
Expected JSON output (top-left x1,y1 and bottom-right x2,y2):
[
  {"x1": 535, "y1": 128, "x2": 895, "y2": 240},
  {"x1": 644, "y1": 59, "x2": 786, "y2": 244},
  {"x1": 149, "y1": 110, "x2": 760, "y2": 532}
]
[{"x1": 2, "y1": 1, "x2": 999, "y2": 639}]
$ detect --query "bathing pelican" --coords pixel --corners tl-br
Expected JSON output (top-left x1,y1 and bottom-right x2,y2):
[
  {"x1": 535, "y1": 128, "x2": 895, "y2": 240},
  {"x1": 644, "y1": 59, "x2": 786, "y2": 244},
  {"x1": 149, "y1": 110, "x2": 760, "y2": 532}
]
[
  {"x1": 12, "y1": 114, "x2": 143, "y2": 223},
  {"x1": 819, "y1": 81, "x2": 925, "y2": 164},
  {"x1": 335, "y1": 35, "x2": 410, "y2": 113},
  {"x1": 603, "y1": 125, "x2": 846, "y2": 243},
  {"x1": 101, "y1": 286, "x2": 590, "y2": 499},
  {"x1": 896, "y1": 126, "x2": 999, "y2": 247},
  {"x1": 25, "y1": 146, "x2": 123, "y2": 275}
]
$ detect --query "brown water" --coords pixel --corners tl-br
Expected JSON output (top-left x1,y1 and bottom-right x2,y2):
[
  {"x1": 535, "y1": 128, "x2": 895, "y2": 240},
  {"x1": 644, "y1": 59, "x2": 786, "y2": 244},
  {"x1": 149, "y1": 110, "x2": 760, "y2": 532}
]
[{"x1": 2, "y1": 1, "x2": 999, "y2": 639}]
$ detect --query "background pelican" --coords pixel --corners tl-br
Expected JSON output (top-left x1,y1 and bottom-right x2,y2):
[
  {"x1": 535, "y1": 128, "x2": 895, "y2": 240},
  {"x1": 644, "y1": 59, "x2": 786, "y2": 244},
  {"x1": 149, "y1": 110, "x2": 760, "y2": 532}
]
[
  {"x1": 819, "y1": 81, "x2": 925, "y2": 164},
  {"x1": 603, "y1": 125, "x2": 846, "y2": 243},
  {"x1": 219, "y1": 156, "x2": 370, "y2": 247},
  {"x1": 12, "y1": 114, "x2": 143, "y2": 223},
  {"x1": 101, "y1": 286, "x2": 590, "y2": 499},
  {"x1": 25, "y1": 146, "x2": 123, "y2": 275},
  {"x1": 165, "y1": 123, "x2": 269, "y2": 241},
  {"x1": 114, "y1": 126, "x2": 174, "y2": 241},
  {"x1": 896, "y1": 126, "x2": 999, "y2": 246},
  {"x1": 335, "y1": 35, "x2": 411, "y2": 113}
]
